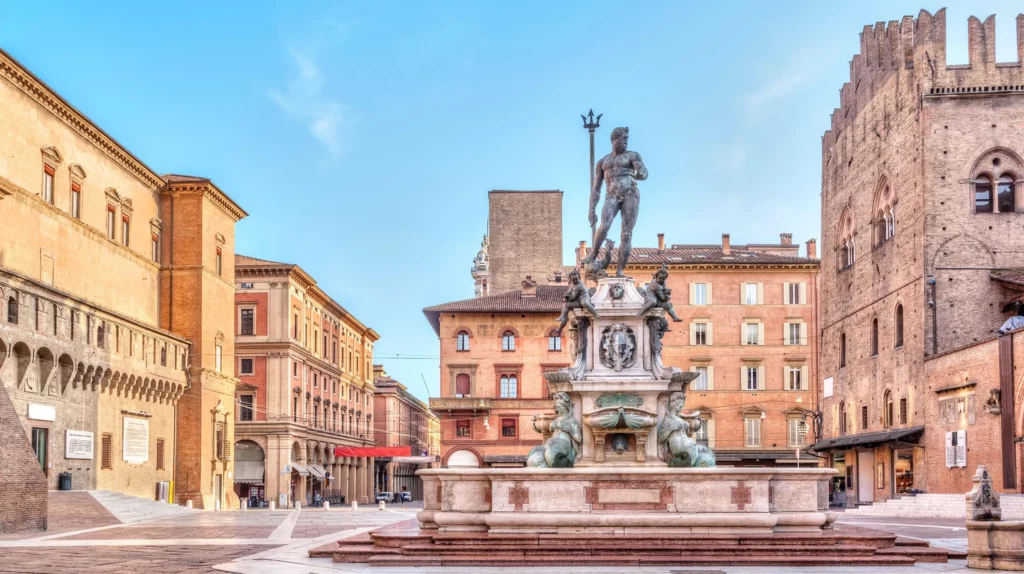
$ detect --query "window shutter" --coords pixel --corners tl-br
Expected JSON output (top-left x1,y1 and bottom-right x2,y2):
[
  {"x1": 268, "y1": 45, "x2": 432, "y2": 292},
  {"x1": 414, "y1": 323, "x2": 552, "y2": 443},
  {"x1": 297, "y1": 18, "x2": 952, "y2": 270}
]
[
  {"x1": 801, "y1": 366, "x2": 809, "y2": 391},
  {"x1": 758, "y1": 366, "x2": 766, "y2": 390},
  {"x1": 706, "y1": 366, "x2": 714, "y2": 390},
  {"x1": 101, "y1": 434, "x2": 112, "y2": 469},
  {"x1": 757, "y1": 322, "x2": 765, "y2": 345},
  {"x1": 689, "y1": 283, "x2": 695, "y2": 305},
  {"x1": 706, "y1": 283, "x2": 713, "y2": 305},
  {"x1": 799, "y1": 282, "x2": 808, "y2": 305},
  {"x1": 799, "y1": 323, "x2": 808, "y2": 345},
  {"x1": 740, "y1": 322, "x2": 747, "y2": 345},
  {"x1": 740, "y1": 283, "x2": 746, "y2": 304},
  {"x1": 707, "y1": 419, "x2": 716, "y2": 448},
  {"x1": 706, "y1": 322, "x2": 714, "y2": 346},
  {"x1": 783, "y1": 323, "x2": 790, "y2": 346},
  {"x1": 740, "y1": 366, "x2": 747, "y2": 388},
  {"x1": 689, "y1": 323, "x2": 696, "y2": 346},
  {"x1": 757, "y1": 283, "x2": 764, "y2": 305},
  {"x1": 783, "y1": 282, "x2": 791, "y2": 305}
]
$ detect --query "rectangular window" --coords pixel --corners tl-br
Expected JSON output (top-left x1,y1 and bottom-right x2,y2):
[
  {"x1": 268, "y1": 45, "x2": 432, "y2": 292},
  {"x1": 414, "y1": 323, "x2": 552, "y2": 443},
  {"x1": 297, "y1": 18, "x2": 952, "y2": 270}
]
[
  {"x1": 216, "y1": 247, "x2": 223, "y2": 276},
  {"x1": 694, "y1": 420, "x2": 709, "y2": 446},
  {"x1": 293, "y1": 313, "x2": 298, "y2": 339},
  {"x1": 121, "y1": 215, "x2": 130, "y2": 246},
  {"x1": 746, "y1": 366, "x2": 759, "y2": 391},
  {"x1": 71, "y1": 183, "x2": 81, "y2": 219},
  {"x1": 239, "y1": 395, "x2": 254, "y2": 421},
  {"x1": 744, "y1": 418, "x2": 761, "y2": 447},
  {"x1": 788, "y1": 366, "x2": 803, "y2": 391},
  {"x1": 240, "y1": 308, "x2": 254, "y2": 336},
  {"x1": 744, "y1": 283, "x2": 758, "y2": 305},
  {"x1": 32, "y1": 428, "x2": 48, "y2": 473},
  {"x1": 500, "y1": 375, "x2": 518, "y2": 398},
  {"x1": 788, "y1": 419, "x2": 804, "y2": 447},
  {"x1": 151, "y1": 234, "x2": 160, "y2": 263},
  {"x1": 314, "y1": 373, "x2": 318, "y2": 388},
  {"x1": 215, "y1": 344, "x2": 223, "y2": 373},
  {"x1": 693, "y1": 366, "x2": 708, "y2": 391},
  {"x1": 42, "y1": 165, "x2": 54, "y2": 204},
  {"x1": 293, "y1": 397, "x2": 298, "y2": 422},
  {"x1": 745, "y1": 323, "x2": 759, "y2": 345},
  {"x1": 693, "y1": 283, "x2": 707, "y2": 305},
  {"x1": 861, "y1": 405, "x2": 869, "y2": 430},
  {"x1": 501, "y1": 418, "x2": 517, "y2": 438},
  {"x1": 106, "y1": 206, "x2": 116, "y2": 239},
  {"x1": 900, "y1": 398, "x2": 908, "y2": 424},
  {"x1": 788, "y1": 283, "x2": 801, "y2": 305},
  {"x1": 455, "y1": 374, "x2": 471, "y2": 396},
  {"x1": 239, "y1": 358, "x2": 254, "y2": 375},
  {"x1": 101, "y1": 433, "x2": 113, "y2": 469},
  {"x1": 215, "y1": 421, "x2": 227, "y2": 460},
  {"x1": 694, "y1": 323, "x2": 707, "y2": 345},
  {"x1": 788, "y1": 323, "x2": 801, "y2": 345},
  {"x1": 456, "y1": 420, "x2": 471, "y2": 437},
  {"x1": 156, "y1": 438, "x2": 165, "y2": 470}
]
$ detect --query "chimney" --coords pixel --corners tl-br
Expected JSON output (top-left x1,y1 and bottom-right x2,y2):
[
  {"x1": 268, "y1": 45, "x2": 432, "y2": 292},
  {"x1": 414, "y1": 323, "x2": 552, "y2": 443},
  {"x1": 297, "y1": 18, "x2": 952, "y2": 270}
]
[
  {"x1": 553, "y1": 268, "x2": 563, "y2": 283},
  {"x1": 521, "y1": 275, "x2": 538, "y2": 297},
  {"x1": 722, "y1": 234, "x2": 731, "y2": 255},
  {"x1": 657, "y1": 233, "x2": 665, "y2": 253},
  {"x1": 578, "y1": 240, "x2": 588, "y2": 264},
  {"x1": 780, "y1": 233, "x2": 793, "y2": 245},
  {"x1": 806, "y1": 238, "x2": 817, "y2": 259}
]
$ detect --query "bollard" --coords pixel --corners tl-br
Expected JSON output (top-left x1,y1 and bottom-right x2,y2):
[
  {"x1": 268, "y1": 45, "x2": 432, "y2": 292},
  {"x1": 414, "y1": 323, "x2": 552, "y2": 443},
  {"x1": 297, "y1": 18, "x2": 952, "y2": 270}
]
[
  {"x1": 241, "y1": 500, "x2": 247, "y2": 512},
  {"x1": 351, "y1": 501, "x2": 358, "y2": 511},
  {"x1": 269, "y1": 501, "x2": 276, "y2": 512},
  {"x1": 323, "y1": 502, "x2": 330, "y2": 511},
  {"x1": 378, "y1": 501, "x2": 386, "y2": 511},
  {"x1": 295, "y1": 501, "x2": 301, "y2": 511},
  {"x1": 186, "y1": 500, "x2": 193, "y2": 509},
  {"x1": 214, "y1": 500, "x2": 221, "y2": 512}
]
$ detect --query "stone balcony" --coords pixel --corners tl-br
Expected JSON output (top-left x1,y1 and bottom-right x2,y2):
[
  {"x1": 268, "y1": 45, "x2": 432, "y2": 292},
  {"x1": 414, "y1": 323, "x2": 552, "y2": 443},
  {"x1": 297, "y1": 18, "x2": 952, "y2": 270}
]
[{"x1": 429, "y1": 396, "x2": 552, "y2": 414}]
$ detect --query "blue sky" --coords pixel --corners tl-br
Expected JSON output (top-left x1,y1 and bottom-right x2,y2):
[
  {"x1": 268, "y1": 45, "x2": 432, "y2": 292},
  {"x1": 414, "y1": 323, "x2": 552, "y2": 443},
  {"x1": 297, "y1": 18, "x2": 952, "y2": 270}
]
[{"x1": 2, "y1": 1, "x2": 1021, "y2": 400}]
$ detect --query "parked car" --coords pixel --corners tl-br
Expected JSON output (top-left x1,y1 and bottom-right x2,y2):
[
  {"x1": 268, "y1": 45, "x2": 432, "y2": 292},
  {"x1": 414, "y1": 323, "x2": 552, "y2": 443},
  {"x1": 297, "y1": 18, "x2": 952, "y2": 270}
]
[
  {"x1": 376, "y1": 492, "x2": 393, "y2": 503},
  {"x1": 400, "y1": 492, "x2": 412, "y2": 502}
]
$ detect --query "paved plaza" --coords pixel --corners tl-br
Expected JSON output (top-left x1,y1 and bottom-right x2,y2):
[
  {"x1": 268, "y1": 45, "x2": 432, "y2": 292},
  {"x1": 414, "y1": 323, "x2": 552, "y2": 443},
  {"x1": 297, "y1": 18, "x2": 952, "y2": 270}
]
[{"x1": 0, "y1": 492, "x2": 978, "y2": 573}]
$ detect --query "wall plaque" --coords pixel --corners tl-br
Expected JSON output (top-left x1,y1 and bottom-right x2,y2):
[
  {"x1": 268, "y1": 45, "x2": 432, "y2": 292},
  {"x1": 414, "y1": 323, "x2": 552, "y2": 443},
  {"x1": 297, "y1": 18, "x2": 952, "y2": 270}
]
[
  {"x1": 27, "y1": 403, "x2": 56, "y2": 421},
  {"x1": 65, "y1": 430, "x2": 94, "y2": 459},
  {"x1": 123, "y1": 417, "x2": 149, "y2": 464}
]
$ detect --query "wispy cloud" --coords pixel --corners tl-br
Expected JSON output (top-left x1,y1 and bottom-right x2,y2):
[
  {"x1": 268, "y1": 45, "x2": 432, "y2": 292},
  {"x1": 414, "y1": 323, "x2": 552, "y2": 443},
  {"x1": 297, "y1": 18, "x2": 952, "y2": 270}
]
[
  {"x1": 712, "y1": 143, "x2": 747, "y2": 172},
  {"x1": 743, "y1": 46, "x2": 831, "y2": 117},
  {"x1": 269, "y1": 47, "x2": 355, "y2": 161}
]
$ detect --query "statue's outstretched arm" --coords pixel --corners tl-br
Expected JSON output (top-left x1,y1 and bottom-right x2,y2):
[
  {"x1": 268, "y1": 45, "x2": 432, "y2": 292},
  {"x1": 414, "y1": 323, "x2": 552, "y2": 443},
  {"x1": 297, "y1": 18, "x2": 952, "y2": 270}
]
[{"x1": 632, "y1": 152, "x2": 648, "y2": 181}]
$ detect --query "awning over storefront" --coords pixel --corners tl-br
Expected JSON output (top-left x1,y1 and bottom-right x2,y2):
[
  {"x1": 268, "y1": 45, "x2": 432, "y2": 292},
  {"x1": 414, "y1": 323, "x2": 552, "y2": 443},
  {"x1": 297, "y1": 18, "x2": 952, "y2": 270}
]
[
  {"x1": 390, "y1": 456, "x2": 436, "y2": 464},
  {"x1": 289, "y1": 462, "x2": 310, "y2": 475},
  {"x1": 234, "y1": 461, "x2": 265, "y2": 484},
  {"x1": 334, "y1": 446, "x2": 411, "y2": 458},
  {"x1": 810, "y1": 426, "x2": 925, "y2": 452},
  {"x1": 712, "y1": 450, "x2": 819, "y2": 464},
  {"x1": 308, "y1": 464, "x2": 328, "y2": 480}
]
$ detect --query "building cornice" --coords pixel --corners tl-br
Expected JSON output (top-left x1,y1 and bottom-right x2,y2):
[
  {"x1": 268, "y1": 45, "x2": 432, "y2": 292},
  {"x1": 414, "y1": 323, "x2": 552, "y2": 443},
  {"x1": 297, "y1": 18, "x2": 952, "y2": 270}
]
[
  {"x1": 0, "y1": 48, "x2": 165, "y2": 190},
  {"x1": 164, "y1": 181, "x2": 247, "y2": 223}
]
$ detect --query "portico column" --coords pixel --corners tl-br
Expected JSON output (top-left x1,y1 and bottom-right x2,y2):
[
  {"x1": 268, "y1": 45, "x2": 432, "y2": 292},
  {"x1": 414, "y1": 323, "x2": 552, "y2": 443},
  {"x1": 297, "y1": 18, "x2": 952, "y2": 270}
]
[
  {"x1": 348, "y1": 459, "x2": 358, "y2": 503},
  {"x1": 340, "y1": 458, "x2": 350, "y2": 502},
  {"x1": 365, "y1": 457, "x2": 374, "y2": 502}
]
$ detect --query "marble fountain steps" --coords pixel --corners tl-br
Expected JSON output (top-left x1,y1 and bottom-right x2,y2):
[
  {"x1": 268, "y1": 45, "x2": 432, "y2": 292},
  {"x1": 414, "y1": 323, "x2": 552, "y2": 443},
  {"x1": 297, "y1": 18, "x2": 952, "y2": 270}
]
[{"x1": 313, "y1": 523, "x2": 965, "y2": 567}]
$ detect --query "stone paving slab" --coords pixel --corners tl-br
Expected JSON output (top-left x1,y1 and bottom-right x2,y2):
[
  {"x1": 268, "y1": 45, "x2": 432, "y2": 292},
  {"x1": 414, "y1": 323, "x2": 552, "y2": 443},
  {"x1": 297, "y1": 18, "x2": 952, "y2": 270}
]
[
  {"x1": 0, "y1": 545, "x2": 277, "y2": 574},
  {"x1": 0, "y1": 491, "x2": 120, "y2": 541},
  {"x1": 60, "y1": 526, "x2": 279, "y2": 540}
]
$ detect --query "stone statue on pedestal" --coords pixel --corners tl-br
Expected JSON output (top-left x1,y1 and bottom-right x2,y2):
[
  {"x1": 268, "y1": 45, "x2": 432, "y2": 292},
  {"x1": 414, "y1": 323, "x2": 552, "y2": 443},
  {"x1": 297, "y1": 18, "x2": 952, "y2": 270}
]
[
  {"x1": 555, "y1": 268, "x2": 598, "y2": 335},
  {"x1": 583, "y1": 127, "x2": 647, "y2": 277},
  {"x1": 527, "y1": 392, "x2": 582, "y2": 468},
  {"x1": 658, "y1": 391, "x2": 716, "y2": 467},
  {"x1": 639, "y1": 264, "x2": 682, "y2": 321}
]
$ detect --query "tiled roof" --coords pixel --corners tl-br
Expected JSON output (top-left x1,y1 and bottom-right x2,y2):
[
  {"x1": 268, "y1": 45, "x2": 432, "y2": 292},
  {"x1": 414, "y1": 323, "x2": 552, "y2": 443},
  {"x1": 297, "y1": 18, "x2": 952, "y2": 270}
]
[
  {"x1": 423, "y1": 285, "x2": 565, "y2": 335},
  {"x1": 235, "y1": 254, "x2": 292, "y2": 267},
  {"x1": 992, "y1": 269, "x2": 1024, "y2": 288},
  {"x1": 595, "y1": 246, "x2": 817, "y2": 266},
  {"x1": 162, "y1": 173, "x2": 211, "y2": 183}
]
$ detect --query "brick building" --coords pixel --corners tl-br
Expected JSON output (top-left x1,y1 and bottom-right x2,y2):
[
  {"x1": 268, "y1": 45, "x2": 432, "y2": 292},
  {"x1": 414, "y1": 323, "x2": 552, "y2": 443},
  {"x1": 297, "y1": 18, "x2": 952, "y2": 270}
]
[
  {"x1": 371, "y1": 366, "x2": 439, "y2": 500},
  {"x1": 232, "y1": 255, "x2": 378, "y2": 507},
  {"x1": 814, "y1": 10, "x2": 1024, "y2": 504},
  {"x1": 0, "y1": 47, "x2": 246, "y2": 528},
  {"x1": 474, "y1": 190, "x2": 564, "y2": 297}
]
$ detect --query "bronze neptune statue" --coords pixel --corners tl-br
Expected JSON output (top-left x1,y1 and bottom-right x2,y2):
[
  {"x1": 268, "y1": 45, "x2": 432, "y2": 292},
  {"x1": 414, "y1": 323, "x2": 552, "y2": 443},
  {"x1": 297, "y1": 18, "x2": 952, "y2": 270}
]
[
  {"x1": 527, "y1": 392, "x2": 582, "y2": 468},
  {"x1": 583, "y1": 127, "x2": 648, "y2": 277}
]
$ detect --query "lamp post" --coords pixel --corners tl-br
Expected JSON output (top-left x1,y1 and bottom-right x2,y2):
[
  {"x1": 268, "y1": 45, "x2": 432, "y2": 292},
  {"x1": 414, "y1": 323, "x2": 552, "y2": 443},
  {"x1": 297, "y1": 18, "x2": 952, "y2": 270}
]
[{"x1": 581, "y1": 109, "x2": 602, "y2": 245}]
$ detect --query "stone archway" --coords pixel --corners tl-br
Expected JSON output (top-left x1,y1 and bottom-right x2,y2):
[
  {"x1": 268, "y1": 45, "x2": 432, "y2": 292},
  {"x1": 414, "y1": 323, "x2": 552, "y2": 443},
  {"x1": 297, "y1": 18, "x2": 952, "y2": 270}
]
[{"x1": 444, "y1": 448, "x2": 482, "y2": 468}]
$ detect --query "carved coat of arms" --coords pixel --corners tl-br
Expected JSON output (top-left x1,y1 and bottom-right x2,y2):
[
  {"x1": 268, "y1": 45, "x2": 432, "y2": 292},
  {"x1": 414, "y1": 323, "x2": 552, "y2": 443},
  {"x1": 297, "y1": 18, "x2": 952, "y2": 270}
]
[{"x1": 600, "y1": 323, "x2": 636, "y2": 372}]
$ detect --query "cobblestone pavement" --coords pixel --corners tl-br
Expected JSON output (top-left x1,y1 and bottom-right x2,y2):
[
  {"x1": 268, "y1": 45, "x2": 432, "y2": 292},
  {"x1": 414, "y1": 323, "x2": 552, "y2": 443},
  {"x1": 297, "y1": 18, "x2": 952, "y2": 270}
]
[{"x1": 0, "y1": 492, "x2": 120, "y2": 541}]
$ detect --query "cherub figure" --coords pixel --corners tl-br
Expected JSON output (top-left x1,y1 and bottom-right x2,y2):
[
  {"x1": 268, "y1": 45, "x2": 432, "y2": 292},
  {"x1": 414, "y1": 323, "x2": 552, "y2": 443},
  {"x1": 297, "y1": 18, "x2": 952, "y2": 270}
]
[
  {"x1": 555, "y1": 268, "x2": 598, "y2": 335},
  {"x1": 638, "y1": 264, "x2": 681, "y2": 321}
]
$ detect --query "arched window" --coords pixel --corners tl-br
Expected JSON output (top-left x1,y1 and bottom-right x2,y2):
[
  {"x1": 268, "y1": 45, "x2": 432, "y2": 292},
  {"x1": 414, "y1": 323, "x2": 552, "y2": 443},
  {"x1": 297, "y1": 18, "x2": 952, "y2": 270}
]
[
  {"x1": 839, "y1": 332, "x2": 846, "y2": 368},
  {"x1": 998, "y1": 174, "x2": 1016, "y2": 213},
  {"x1": 455, "y1": 374, "x2": 470, "y2": 397},
  {"x1": 873, "y1": 182, "x2": 897, "y2": 246},
  {"x1": 97, "y1": 324, "x2": 105, "y2": 348},
  {"x1": 456, "y1": 331, "x2": 470, "y2": 352},
  {"x1": 499, "y1": 374, "x2": 518, "y2": 398},
  {"x1": 838, "y1": 210, "x2": 855, "y2": 269},
  {"x1": 548, "y1": 330, "x2": 562, "y2": 351},
  {"x1": 7, "y1": 297, "x2": 17, "y2": 324},
  {"x1": 839, "y1": 401, "x2": 847, "y2": 435},
  {"x1": 975, "y1": 175, "x2": 994, "y2": 213},
  {"x1": 870, "y1": 318, "x2": 878, "y2": 357},
  {"x1": 894, "y1": 304, "x2": 904, "y2": 348},
  {"x1": 884, "y1": 390, "x2": 894, "y2": 428},
  {"x1": 501, "y1": 330, "x2": 516, "y2": 351},
  {"x1": 160, "y1": 346, "x2": 167, "y2": 366}
]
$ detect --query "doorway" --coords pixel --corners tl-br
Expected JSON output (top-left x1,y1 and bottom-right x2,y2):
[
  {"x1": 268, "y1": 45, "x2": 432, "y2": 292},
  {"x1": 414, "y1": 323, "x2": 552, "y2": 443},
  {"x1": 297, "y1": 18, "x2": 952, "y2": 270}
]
[
  {"x1": 857, "y1": 450, "x2": 874, "y2": 503},
  {"x1": 31, "y1": 428, "x2": 48, "y2": 476},
  {"x1": 214, "y1": 474, "x2": 223, "y2": 509}
]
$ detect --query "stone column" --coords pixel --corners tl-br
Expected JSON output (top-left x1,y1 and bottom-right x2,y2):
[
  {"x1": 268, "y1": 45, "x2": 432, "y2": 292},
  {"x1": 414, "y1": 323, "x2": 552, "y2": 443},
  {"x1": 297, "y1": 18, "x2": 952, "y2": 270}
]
[
  {"x1": 266, "y1": 436, "x2": 281, "y2": 507},
  {"x1": 348, "y1": 459, "x2": 358, "y2": 503},
  {"x1": 365, "y1": 458, "x2": 374, "y2": 502},
  {"x1": 340, "y1": 458, "x2": 350, "y2": 502}
]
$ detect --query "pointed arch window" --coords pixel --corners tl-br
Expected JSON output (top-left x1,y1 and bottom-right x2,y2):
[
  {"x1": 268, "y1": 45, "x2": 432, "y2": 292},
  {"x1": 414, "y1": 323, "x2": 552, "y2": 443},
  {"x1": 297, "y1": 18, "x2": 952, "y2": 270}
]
[
  {"x1": 839, "y1": 401, "x2": 848, "y2": 435},
  {"x1": 998, "y1": 174, "x2": 1016, "y2": 213},
  {"x1": 975, "y1": 175, "x2": 994, "y2": 213}
]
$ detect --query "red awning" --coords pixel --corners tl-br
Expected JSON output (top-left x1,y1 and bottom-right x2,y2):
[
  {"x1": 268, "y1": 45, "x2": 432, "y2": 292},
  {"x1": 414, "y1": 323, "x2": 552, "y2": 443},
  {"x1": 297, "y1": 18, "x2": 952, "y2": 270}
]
[{"x1": 334, "y1": 446, "x2": 411, "y2": 458}]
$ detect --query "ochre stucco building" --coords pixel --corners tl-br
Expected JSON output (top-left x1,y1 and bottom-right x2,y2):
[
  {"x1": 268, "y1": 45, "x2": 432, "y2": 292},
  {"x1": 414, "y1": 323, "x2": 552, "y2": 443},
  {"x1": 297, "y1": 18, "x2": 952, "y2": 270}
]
[
  {"x1": 814, "y1": 10, "x2": 1024, "y2": 504},
  {"x1": 233, "y1": 255, "x2": 378, "y2": 507},
  {"x1": 0, "y1": 46, "x2": 246, "y2": 529},
  {"x1": 372, "y1": 366, "x2": 439, "y2": 500}
]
